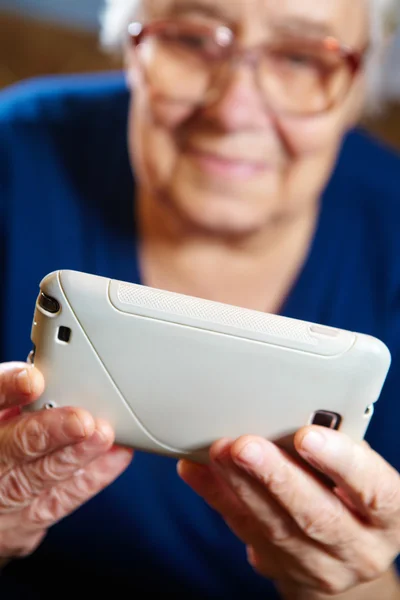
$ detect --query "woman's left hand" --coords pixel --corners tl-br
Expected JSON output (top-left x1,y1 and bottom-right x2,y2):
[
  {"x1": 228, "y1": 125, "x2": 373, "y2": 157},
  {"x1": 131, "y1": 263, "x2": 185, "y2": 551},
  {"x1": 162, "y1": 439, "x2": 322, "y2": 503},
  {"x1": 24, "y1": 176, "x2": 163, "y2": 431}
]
[{"x1": 177, "y1": 426, "x2": 400, "y2": 597}]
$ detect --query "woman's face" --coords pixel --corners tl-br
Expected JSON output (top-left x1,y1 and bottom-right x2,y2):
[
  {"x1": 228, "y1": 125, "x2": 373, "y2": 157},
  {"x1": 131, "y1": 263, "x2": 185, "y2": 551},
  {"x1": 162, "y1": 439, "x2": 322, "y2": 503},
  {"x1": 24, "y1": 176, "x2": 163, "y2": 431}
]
[{"x1": 126, "y1": 0, "x2": 369, "y2": 236}]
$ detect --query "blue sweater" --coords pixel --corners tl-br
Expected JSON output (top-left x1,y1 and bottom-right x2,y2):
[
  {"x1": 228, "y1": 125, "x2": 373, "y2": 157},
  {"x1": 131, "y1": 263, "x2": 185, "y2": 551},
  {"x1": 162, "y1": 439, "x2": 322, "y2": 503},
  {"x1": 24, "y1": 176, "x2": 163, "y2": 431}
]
[{"x1": 0, "y1": 72, "x2": 399, "y2": 598}]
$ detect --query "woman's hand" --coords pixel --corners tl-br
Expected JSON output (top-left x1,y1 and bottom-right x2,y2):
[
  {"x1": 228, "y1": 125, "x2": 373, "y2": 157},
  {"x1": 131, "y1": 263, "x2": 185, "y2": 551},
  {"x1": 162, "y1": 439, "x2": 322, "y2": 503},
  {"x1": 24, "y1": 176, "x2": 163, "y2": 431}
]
[
  {"x1": 178, "y1": 426, "x2": 400, "y2": 597},
  {"x1": 0, "y1": 362, "x2": 133, "y2": 560}
]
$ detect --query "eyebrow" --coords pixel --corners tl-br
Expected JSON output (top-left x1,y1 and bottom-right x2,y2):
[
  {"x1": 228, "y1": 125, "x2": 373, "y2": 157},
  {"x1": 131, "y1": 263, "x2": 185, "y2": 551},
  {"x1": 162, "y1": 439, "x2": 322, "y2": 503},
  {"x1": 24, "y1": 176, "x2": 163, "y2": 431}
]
[
  {"x1": 164, "y1": 2, "x2": 339, "y2": 40},
  {"x1": 167, "y1": 0, "x2": 232, "y2": 22},
  {"x1": 272, "y1": 17, "x2": 337, "y2": 39}
]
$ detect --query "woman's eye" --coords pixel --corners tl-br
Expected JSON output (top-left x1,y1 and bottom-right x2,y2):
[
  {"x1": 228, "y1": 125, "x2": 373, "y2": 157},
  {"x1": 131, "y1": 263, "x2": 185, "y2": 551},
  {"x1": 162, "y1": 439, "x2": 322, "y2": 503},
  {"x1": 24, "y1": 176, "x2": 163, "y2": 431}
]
[
  {"x1": 173, "y1": 34, "x2": 221, "y2": 59},
  {"x1": 185, "y1": 36, "x2": 204, "y2": 48},
  {"x1": 176, "y1": 34, "x2": 209, "y2": 50},
  {"x1": 160, "y1": 32, "x2": 198, "y2": 49},
  {"x1": 284, "y1": 53, "x2": 316, "y2": 67},
  {"x1": 275, "y1": 49, "x2": 336, "y2": 73}
]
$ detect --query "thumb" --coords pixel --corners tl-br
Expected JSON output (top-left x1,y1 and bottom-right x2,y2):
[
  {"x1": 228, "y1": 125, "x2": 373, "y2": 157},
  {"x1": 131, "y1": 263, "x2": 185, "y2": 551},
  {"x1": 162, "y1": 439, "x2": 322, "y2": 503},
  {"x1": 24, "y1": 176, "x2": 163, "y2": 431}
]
[{"x1": 0, "y1": 362, "x2": 45, "y2": 409}]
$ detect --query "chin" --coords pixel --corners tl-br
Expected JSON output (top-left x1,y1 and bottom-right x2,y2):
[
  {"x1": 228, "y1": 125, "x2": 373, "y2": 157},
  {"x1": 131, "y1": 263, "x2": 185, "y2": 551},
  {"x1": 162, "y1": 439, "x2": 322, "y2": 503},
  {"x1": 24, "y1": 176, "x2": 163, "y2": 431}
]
[{"x1": 163, "y1": 181, "x2": 274, "y2": 237}]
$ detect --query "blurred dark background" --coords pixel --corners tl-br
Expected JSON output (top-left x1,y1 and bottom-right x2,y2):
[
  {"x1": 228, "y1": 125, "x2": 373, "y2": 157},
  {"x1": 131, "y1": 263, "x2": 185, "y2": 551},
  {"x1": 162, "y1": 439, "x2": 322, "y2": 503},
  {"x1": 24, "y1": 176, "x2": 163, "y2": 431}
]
[{"x1": 1, "y1": 1, "x2": 400, "y2": 150}]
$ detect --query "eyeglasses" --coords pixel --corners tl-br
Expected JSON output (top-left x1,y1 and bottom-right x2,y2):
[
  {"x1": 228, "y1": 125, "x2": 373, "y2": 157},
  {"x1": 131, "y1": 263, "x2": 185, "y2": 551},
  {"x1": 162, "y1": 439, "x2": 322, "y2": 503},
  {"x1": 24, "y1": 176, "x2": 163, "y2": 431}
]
[{"x1": 128, "y1": 19, "x2": 366, "y2": 116}]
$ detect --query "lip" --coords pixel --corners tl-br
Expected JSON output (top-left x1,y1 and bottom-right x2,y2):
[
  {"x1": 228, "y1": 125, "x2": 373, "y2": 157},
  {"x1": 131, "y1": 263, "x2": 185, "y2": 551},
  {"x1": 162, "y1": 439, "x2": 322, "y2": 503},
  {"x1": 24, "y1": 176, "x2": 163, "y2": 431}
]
[{"x1": 186, "y1": 148, "x2": 269, "y2": 180}]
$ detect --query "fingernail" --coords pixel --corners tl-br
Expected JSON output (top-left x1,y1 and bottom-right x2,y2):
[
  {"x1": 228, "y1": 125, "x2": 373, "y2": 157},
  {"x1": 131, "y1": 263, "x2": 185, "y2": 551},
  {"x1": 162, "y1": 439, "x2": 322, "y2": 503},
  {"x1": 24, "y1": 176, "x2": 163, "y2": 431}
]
[
  {"x1": 301, "y1": 431, "x2": 326, "y2": 453},
  {"x1": 15, "y1": 369, "x2": 31, "y2": 395},
  {"x1": 109, "y1": 447, "x2": 133, "y2": 465},
  {"x1": 63, "y1": 412, "x2": 92, "y2": 439},
  {"x1": 85, "y1": 430, "x2": 108, "y2": 447},
  {"x1": 247, "y1": 545, "x2": 256, "y2": 567},
  {"x1": 177, "y1": 460, "x2": 209, "y2": 480},
  {"x1": 87, "y1": 423, "x2": 114, "y2": 447},
  {"x1": 237, "y1": 442, "x2": 263, "y2": 466}
]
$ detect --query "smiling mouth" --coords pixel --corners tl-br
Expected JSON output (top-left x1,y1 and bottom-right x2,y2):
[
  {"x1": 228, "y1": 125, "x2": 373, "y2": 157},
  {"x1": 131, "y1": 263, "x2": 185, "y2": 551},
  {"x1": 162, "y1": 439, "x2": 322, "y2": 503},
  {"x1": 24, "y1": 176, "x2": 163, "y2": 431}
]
[{"x1": 185, "y1": 147, "x2": 270, "y2": 180}]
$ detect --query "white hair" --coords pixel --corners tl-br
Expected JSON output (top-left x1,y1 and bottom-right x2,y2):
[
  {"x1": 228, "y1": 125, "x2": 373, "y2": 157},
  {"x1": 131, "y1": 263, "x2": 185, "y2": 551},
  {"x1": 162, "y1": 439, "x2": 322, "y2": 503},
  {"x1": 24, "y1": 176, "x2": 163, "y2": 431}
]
[
  {"x1": 100, "y1": 0, "x2": 141, "y2": 50},
  {"x1": 99, "y1": 0, "x2": 399, "y2": 112}
]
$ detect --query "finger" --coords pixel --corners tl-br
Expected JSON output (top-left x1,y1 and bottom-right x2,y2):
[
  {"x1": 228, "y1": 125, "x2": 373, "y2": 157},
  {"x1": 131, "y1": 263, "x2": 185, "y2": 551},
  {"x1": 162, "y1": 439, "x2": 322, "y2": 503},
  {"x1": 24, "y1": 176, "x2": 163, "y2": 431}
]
[
  {"x1": 295, "y1": 426, "x2": 400, "y2": 529},
  {"x1": 246, "y1": 542, "x2": 359, "y2": 597},
  {"x1": 178, "y1": 458, "x2": 351, "y2": 590},
  {"x1": 0, "y1": 407, "x2": 22, "y2": 423},
  {"x1": 180, "y1": 454, "x2": 352, "y2": 593},
  {"x1": 178, "y1": 451, "x2": 279, "y2": 551},
  {"x1": 178, "y1": 457, "x2": 249, "y2": 522},
  {"x1": 221, "y1": 436, "x2": 394, "y2": 582},
  {"x1": 210, "y1": 438, "x2": 313, "y2": 549},
  {"x1": 178, "y1": 454, "x2": 355, "y2": 591},
  {"x1": 0, "y1": 527, "x2": 46, "y2": 559},
  {"x1": 210, "y1": 438, "x2": 363, "y2": 592},
  {"x1": 0, "y1": 407, "x2": 96, "y2": 475},
  {"x1": 0, "y1": 419, "x2": 114, "y2": 515},
  {"x1": 0, "y1": 363, "x2": 44, "y2": 409},
  {"x1": 21, "y1": 446, "x2": 134, "y2": 530},
  {"x1": 214, "y1": 435, "x2": 384, "y2": 571}
]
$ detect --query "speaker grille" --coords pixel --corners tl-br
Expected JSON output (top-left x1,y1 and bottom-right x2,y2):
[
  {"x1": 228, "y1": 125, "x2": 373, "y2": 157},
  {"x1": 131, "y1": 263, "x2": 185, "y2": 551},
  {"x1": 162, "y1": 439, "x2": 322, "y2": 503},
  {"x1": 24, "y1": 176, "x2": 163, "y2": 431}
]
[{"x1": 117, "y1": 283, "x2": 317, "y2": 344}]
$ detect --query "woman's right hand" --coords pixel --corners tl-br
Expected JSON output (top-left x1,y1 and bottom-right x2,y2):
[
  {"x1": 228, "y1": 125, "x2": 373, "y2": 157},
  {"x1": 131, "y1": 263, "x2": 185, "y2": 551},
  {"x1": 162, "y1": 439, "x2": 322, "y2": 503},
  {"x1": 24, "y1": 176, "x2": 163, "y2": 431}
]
[{"x1": 0, "y1": 361, "x2": 133, "y2": 560}]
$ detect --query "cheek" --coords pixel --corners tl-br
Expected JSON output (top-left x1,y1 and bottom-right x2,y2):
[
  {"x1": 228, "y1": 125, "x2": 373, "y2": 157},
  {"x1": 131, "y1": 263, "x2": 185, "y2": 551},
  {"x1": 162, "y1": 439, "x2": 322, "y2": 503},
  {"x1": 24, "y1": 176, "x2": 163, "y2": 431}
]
[
  {"x1": 278, "y1": 111, "x2": 351, "y2": 188},
  {"x1": 129, "y1": 95, "x2": 188, "y2": 186},
  {"x1": 279, "y1": 114, "x2": 347, "y2": 159},
  {"x1": 279, "y1": 81, "x2": 362, "y2": 158},
  {"x1": 129, "y1": 80, "x2": 205, "y2": 182},
  {"x1": 273, "y1": 112, "x2": 351, "y2": 210}
]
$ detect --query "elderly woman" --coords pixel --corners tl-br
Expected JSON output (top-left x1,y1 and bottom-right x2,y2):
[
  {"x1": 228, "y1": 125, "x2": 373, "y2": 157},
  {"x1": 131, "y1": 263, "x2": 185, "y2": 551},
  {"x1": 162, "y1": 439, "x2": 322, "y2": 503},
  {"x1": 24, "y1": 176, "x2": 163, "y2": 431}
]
[{"x1": 0, "y1": 0, "x2": 399, "y2": 598}]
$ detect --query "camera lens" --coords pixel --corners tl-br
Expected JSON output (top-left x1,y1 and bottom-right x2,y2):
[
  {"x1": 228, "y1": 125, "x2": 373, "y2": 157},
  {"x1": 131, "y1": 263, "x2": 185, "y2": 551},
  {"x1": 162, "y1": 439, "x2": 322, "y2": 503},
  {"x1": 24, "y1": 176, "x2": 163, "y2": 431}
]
[{"x1": 39, "y1": 292, "x2": 60, "y2": 314}]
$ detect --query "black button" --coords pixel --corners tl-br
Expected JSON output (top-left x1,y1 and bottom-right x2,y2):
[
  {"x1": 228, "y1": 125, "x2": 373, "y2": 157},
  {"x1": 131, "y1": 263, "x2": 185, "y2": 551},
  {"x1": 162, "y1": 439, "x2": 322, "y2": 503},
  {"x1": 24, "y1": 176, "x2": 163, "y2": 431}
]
[
  {"x1": 311, "y1": 411, "x2": 342, "y2": 430},
  {"x1": 57, "y1": 326, "x2": 71, "y2": 343}
]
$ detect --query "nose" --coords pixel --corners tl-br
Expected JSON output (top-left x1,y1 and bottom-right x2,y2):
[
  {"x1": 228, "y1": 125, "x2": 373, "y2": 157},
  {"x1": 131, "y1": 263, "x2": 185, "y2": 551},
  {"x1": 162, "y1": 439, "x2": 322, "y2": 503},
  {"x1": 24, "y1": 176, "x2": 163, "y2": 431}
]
[{"x1": 201, "y1": 63, "x2": 273, "y2": 132}]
